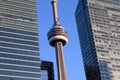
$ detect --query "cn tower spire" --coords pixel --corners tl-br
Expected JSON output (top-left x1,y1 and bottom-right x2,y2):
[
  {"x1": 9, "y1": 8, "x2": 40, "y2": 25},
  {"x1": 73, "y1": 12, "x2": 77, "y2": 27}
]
[
  {"x1": 51, "y1": 0, "x2": 59, "y2": 25},
  {"x1": 47, "y1": 0, "x2": 68, "y2": 80}
]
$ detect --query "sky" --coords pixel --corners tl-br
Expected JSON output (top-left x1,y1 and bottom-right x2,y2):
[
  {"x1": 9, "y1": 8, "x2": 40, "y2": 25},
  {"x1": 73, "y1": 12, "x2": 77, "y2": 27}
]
[{"x1": 37, "y1": 0, "x2": 86, "y2": 80}]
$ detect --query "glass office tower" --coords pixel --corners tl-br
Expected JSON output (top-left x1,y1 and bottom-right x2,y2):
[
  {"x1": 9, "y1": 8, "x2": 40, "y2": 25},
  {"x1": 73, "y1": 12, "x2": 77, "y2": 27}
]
[
  {"x1": 41, "y1": 61, "x2": 54, "y2": 80},
  {"x1": 75, "y1": 0, "x2": 120, "y2": 80},
  {"x1": 0, "y1": 0, "x2": 40, "y2": 80}
]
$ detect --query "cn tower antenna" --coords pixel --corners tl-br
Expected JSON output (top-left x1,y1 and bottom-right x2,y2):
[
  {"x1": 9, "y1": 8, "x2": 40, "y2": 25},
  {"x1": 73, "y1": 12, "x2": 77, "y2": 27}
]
[
  {"x1": 47, "y1": 0, "x2": 68, "y2": 80},
  {"x1": 51, "y1": 0, "x2": 59, "y2": 25}
]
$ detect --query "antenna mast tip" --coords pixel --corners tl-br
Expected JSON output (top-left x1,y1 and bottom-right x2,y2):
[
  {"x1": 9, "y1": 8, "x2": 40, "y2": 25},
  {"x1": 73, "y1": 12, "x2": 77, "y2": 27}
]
[{"x1": 51, "y1": 0, "x2": 57, "y2": 3}]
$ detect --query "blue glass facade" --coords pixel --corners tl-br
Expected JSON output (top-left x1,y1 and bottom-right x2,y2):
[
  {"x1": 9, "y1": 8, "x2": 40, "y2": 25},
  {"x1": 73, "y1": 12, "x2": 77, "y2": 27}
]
[
  {"x1": 76, "y1": 0, "x2": 120, "y2": 80},
  {"x1": 0, "y1": 0, "x2": 40, "y2": 80},
  {"x1": 75, "y1": 0, "x2": 101, "y2": 79}
]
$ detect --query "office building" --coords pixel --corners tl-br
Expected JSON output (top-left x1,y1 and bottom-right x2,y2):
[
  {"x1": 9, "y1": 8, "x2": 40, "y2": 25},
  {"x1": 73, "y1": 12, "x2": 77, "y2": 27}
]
[
  {"x1": 41, "y1": 61, "x2": 54, "y2": 80},
  {"x1": 75, "y1": 0, "x2": 120, "y2": 80},
  {"x1": 0, "y1": 0, "x2": 40, "y2": 80}
]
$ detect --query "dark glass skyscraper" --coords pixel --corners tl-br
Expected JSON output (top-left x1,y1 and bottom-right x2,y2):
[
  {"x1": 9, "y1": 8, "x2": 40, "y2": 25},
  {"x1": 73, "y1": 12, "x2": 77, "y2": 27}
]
[
  {"x1": 41, "y1": 61, "x2": 54, "y2": 80},
  {"x1": 0, "y1": 0, "x2": 40, "y2": 80},
  {"x1": 75, "y1": 0, "x2": 120, "y2": 80}
]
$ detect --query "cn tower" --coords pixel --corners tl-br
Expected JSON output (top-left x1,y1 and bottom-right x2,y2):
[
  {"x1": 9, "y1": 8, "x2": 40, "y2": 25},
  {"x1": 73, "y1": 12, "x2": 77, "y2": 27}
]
[{"x1": 47, "y1": 0, "x2": 68, "y2": 80}]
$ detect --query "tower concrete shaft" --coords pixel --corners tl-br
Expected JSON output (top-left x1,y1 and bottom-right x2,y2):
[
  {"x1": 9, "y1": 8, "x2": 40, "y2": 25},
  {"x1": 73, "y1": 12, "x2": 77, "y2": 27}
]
[
  {"x1": 47, "y1": 0, "x2": 68, "y2": 80},
  {"x1": 55, "y1": 42, "x2": 67, "y2": 80}
]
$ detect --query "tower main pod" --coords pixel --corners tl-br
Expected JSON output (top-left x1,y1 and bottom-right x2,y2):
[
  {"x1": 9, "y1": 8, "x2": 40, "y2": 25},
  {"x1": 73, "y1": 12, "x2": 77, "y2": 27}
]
[{"x1": 47, "y1": 0, "x2": 68, "y2": 80}]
